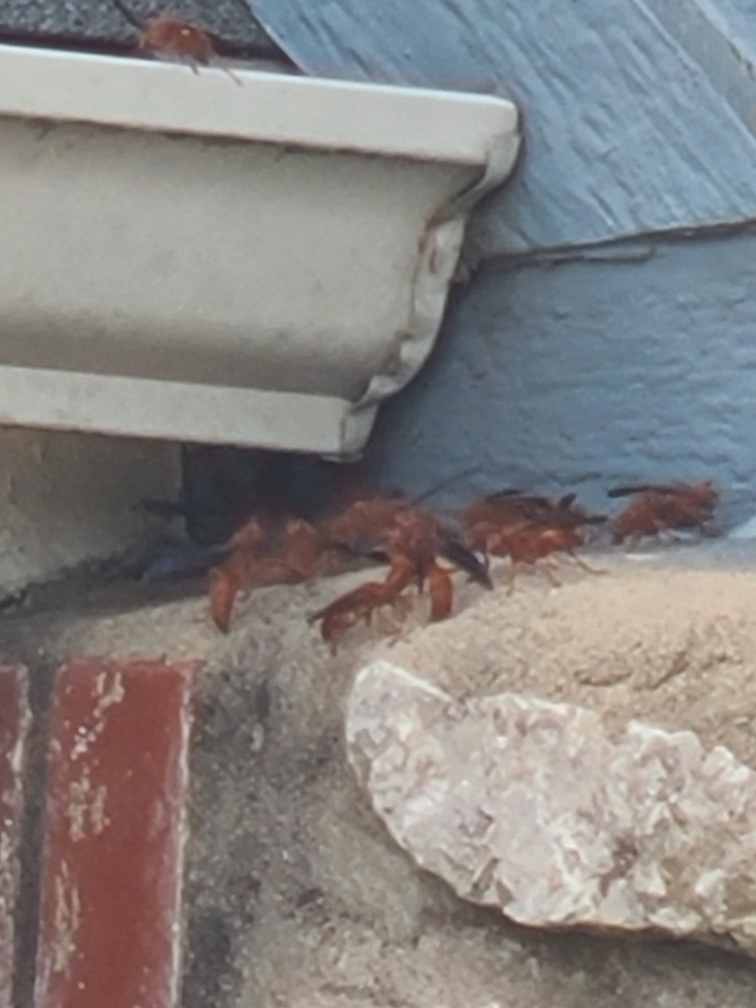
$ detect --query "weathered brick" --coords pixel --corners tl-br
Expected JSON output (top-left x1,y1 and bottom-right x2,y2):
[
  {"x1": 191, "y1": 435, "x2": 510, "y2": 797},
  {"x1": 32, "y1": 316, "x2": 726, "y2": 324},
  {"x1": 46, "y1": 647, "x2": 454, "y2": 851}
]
[
  {"x1": 0, "y1": 666, "x2": 29, "y2": 1008},
  {"x1": 35, "y1": 659, "x2": 196, "y2": 1008}
]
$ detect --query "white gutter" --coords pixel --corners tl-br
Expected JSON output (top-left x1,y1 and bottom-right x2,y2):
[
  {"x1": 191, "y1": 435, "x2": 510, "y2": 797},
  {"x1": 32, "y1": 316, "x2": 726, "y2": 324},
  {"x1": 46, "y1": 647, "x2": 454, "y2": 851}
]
[{"x1": 0, "y1": 44, "x2": 519, "y2": 455}]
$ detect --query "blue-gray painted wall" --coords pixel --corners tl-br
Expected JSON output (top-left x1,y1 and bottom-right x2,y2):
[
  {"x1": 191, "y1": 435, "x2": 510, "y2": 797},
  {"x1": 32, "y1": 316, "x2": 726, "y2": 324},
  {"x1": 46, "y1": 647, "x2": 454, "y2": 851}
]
[
  {"x1": 249, "y1": 0, "x2": 756, "y2": 252},
  {"x1": 368, "y1": 231, "x2": 756, "y2": 525},
  {"x1": 247, "y1": 0, "x2": 756, "y2": 522}
]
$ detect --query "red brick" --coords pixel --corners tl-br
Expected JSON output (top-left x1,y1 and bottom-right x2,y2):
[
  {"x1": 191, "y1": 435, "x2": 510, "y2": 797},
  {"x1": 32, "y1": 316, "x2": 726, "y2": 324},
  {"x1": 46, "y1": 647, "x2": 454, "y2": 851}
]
[
  {"x1": 35, "y1": 659, "x2": 196, "y2": 1008},
  {"x1": 0, "y1": 666, "x2": 29, "y2": 1008}
]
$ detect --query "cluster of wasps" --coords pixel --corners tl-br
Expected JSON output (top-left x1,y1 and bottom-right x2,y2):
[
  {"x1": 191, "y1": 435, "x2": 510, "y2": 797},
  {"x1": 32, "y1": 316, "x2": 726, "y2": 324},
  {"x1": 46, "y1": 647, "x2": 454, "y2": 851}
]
[
  {"x1": 101, "y1": 11, "x2": 716, "y2": 642},
  {"x1": 95, "y1": 11, "x2": 720, "y2": 643},
  {"x1": 205, "y1": 480, "x2": 719, "y2": 652}
]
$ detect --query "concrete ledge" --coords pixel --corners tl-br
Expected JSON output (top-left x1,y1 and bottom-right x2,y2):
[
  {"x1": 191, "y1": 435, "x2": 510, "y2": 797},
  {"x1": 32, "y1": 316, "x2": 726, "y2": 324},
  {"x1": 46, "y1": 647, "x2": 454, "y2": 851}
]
[{"x1": 1, "y1": 542, "x2": 753, "y2": 1003}]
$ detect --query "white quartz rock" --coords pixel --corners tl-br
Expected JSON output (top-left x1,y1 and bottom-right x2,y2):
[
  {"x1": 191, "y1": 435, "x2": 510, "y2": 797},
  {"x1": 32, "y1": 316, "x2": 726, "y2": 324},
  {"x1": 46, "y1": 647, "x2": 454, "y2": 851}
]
[{"x1": 346, "y1": 659, "x2": 756, "y2": 952}]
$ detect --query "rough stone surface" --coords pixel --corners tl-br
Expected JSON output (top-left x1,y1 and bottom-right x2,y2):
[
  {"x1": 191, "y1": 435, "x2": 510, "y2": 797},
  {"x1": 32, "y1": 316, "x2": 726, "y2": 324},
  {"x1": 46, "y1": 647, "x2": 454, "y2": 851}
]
[
  {"x1": 347, "y1": 658, "x2": 756, "y2": 954},
  {"x1": 3, "y1": 545, "x2": 756, "y2": 1005},
  {"x1": 372, "y1": 541, "x2": 756, "y2": 766}
]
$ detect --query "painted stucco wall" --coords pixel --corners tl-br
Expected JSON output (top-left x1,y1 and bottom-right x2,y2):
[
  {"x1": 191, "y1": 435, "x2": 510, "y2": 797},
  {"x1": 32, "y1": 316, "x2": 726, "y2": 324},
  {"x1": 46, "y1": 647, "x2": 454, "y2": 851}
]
[
  {"x1": 366, "y1": 231, "x2": 756, "y2": 525},
  {"x1": 248, "y1": 0, "x2": 756, "y2": 524}
]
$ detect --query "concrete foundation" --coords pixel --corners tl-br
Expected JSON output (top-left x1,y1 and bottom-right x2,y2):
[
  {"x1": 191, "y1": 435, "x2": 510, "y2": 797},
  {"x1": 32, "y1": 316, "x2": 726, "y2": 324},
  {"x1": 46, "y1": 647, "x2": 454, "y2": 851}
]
[{"x1": 0, "y1": 427, "x2": 179, "y2": 595}]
